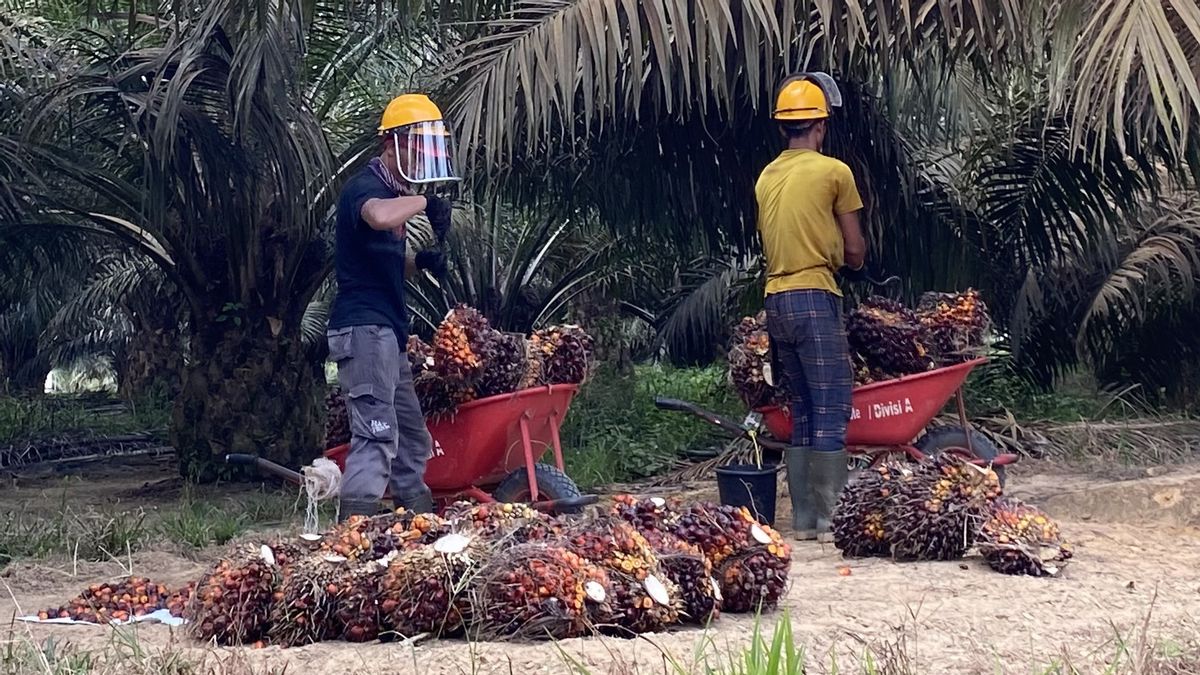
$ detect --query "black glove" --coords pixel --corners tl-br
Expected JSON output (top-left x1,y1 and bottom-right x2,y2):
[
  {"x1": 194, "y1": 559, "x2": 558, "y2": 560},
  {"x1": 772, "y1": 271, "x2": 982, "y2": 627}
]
[
  {"x1": 415, "y1": 249, "x2": 447, "y2": 279},
  {"x1": 424, "y1": 194, "x2": 453, "y2": 242}
]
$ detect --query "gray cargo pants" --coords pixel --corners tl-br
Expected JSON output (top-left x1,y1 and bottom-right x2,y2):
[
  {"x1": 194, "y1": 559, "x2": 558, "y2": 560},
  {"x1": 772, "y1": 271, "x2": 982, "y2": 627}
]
[{"x1": 326, "y1": 325, "x2": 433, "y2": 508}]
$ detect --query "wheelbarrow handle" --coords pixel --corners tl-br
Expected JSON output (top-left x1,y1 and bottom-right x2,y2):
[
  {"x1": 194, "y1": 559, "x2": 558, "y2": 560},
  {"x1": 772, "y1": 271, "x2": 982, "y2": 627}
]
[
  {"x1": 653, "y1": 396, "x2": 789, "y2": 451},
  {"x1": 528, "y1": 494, "x2": 599, "y2": 515},
  {"x1": 225, "y1": 453, "x2": 304, "y2": 485}
]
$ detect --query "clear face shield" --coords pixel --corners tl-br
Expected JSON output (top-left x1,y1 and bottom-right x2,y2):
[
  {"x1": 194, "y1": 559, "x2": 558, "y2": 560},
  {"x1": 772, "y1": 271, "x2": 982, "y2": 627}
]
[{"x1": 391, "y1": 120, "x2": 461, "y2": 185}]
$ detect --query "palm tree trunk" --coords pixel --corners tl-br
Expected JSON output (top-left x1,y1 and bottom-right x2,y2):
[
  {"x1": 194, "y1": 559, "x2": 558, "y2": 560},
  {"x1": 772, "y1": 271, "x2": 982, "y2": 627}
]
[
  {"x1": 171, "y1": 324, "x2": 322, "y2": 482},
  {"x1": 117, "y1": 327, "x2": 183, "y2": 401}
]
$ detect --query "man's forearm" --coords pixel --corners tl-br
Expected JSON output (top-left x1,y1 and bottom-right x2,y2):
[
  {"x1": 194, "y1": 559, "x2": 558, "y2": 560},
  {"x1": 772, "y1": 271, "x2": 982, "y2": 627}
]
[{"x1": 362, "y1": 195, "x2": 427, "y2": 232}]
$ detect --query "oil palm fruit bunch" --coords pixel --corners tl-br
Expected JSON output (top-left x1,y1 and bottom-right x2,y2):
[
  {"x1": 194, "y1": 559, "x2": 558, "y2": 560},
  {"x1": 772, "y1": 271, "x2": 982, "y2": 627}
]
[
  {"x1": 38, "y1": 576, "x2": 174, "y2": 623},
  {"x1": 665, "y1": 503, "x2": 791, "y2": 613},
  {"x1": 406, "y1": 335, "x2": 435, "y2": 375},
  {"x1": 559, "y1": 516, "x2": 659, "y2": 575},
  {"x1": 530, "y1": 324, "x2": 595, "y2": 385},
  {"x1": 977, "y1": 498, "x2": 1073, "y2": 577},
  {"x1": 831, "y1": 462, "x2": 900, "y2": 558},
  {"x1": 331, "y1": 555, "x2": 394, "y2": 642},
  {"x1": 518, "y1": 337, "x2": 545, "y2": 389},
  {"x1": 558, "y1": 516, "x2": 682, "y2": 634},
  {"x1": 379, "y1": 533, "x2": 488, "y2": 638},
  {"x1": 268, "y1": 553, "x2": 347, "y2": 647},
  {"x1": 433, "y1": 305, "x2": 485, "y2": 381},
  {"x1": 610, "y1": 494, "x2": 683, "y2": 535},
  {"x1": 472, "y1": 543, "x2": 595, "y2": 640},
  {"x1": 882, "y1": 454, "x2": 1002, "y2": 561},
  {"x1": 323, "y1": 387, "x2": 350, "y2": 450},
  {"x1": 186, "y1": 544, "x2": 280, "y2": 645},
  {"x1": 641, "y1": 531, "x2": 720, "y2": 625},
  {"x1": 714, "y1": 547, "x2": 791, "y2": 614},
  {"x1": 474, "y1": 330, "x2": 528, "y2": 399},
  {"x1": 442, "y1": 501, "x2": 560, "y2": 543},
  {"x1": 726, "y1": 312, "x2": 788, "y2": 409},
  {"x1": 846, "y1": 296, "x2": 934, "y2": 379},
  {"x1": 916, "y1": 289, "x2": 992, "y2": 364}
]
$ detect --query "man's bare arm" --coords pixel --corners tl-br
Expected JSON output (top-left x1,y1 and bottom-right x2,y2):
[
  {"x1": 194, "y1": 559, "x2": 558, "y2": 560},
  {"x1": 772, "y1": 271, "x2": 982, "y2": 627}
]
[
  {"x1": 836, "y1": 210, "x2": 867, "y2": 270},
  {"x1": 361, "y1": 195, "x2": 427, "y2": 232}
]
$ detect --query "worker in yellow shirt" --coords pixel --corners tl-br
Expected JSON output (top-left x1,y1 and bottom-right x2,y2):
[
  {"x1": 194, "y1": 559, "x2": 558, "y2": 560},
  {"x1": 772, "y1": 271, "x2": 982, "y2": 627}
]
[{"x1": 755, "y1": 73, "x2": 868, "y2": 542}]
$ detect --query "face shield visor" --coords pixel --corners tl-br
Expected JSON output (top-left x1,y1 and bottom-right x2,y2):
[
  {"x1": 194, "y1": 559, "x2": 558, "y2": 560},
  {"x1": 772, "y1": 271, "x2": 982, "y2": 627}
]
[{"x1": 391, "y1": 120, "x2": 461, "y2": 185}]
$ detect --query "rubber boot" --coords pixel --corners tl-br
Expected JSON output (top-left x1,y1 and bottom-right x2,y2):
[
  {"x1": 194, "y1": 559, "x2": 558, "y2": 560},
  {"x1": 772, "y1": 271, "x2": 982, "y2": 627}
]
[
  {"x1": 394, "y1": 486, "x2": 435, "y2": 515},
  {"x1": 810, "y1": 450, "x2": 849, "y2": 543},
  {"x1": 337, "y1": 497, "x2": 382, "y2": 523},
  {"x1": 785, "y1": 447, "x2": 816, "y2": 540}
]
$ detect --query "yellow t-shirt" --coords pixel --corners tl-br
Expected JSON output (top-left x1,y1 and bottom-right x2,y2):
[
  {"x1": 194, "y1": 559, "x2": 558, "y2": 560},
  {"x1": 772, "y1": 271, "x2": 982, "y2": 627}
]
[{"x1": 754, "y1": 149, "x2": 864, "y2": 296}]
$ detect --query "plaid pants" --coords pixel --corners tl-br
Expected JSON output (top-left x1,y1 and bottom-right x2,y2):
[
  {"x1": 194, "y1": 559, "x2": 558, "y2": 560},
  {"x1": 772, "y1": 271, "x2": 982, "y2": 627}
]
[{"x1": 764, "y1": 289, "x2": 852, "y2": 452}]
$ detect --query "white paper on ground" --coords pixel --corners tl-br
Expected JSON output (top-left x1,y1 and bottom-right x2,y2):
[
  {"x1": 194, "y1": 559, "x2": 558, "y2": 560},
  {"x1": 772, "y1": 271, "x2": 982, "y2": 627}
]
[{"x1": 18, "y1": 608, "x2": 186, "y2": 627}]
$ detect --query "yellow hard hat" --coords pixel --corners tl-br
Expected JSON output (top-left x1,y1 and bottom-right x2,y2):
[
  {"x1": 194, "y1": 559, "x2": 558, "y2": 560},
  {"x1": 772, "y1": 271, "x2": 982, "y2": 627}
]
[
  {"x1": 378, "y1": 94, "x2": 447, "y2": 134},
  {"x1": 773, "y1": 78, "x2": 830, "y2": 121}
]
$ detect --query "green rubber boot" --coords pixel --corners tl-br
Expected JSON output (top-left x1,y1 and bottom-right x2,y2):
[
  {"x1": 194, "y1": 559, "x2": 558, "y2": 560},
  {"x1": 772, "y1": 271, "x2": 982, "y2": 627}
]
[
  {"x1": 810, "y1": 450, "x2": 849, "y2": 543},
  {"x1": 785, "y1": 447, "x2": 816, "y2": 540}
]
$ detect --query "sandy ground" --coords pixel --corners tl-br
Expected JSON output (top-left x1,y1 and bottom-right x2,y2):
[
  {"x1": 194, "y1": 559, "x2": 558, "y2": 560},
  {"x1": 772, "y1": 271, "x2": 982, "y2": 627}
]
[{"x1": 3, "y1": 459, "x2": 1200, "y2": 674}]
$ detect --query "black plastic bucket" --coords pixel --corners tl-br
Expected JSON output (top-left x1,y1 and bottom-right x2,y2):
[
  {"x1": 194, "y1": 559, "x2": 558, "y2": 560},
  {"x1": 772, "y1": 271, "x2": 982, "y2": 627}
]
[{"x1": 715, "y1": 463, "x2": 778, "y2": 525}]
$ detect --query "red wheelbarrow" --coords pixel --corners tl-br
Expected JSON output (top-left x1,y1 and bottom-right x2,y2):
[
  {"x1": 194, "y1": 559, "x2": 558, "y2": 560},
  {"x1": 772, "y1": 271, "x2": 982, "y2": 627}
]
[
  {"x1": 227, "y1": 383, "x2": 597, "y2": 514},
  {"x1": 656, "y1": 357, "x2": 1018, "y2": 484}
]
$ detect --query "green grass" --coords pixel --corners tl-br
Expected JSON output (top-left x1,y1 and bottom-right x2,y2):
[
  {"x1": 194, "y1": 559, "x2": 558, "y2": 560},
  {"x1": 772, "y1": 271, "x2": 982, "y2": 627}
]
[
  {"x1": 560, "y1": 364, "x2": 742, "y2": 488},
  {"x1": 0, "y1": 487, "x2": 304, "y2": 570},
  {"x1": 0, "y1": 392, "x2": 171, "y2": 445}
]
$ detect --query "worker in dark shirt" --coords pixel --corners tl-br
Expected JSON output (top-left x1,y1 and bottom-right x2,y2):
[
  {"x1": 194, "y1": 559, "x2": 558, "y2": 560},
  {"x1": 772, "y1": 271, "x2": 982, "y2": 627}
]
[{"x1": 326, "y1": 93, "x2": 458, "y2": 519}]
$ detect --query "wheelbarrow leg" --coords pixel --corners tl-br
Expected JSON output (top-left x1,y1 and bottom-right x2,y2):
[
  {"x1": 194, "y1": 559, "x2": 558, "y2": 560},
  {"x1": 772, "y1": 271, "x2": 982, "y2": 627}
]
[
  {"x1": 548, "y1": 410, "x2": 565, "y2": 472},
  {"x1": 518, "y1": 412, "x2": 540, "y2": 501}
]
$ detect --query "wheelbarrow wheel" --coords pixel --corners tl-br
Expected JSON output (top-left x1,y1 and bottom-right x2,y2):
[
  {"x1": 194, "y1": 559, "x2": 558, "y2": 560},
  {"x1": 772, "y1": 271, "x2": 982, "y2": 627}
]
[
  {"x1": 493, "y1": 463, "x2": 584, "y2": 511},
  {"x1": 915, "y1": 426, "x2": 1007, "y2": 487}
]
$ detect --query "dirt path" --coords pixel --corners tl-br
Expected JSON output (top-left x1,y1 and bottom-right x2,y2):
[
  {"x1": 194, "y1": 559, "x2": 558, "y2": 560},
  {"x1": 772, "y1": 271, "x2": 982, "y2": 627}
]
[{"x1": 3, "y1": 464, "x2": 1200, "y2": 674}]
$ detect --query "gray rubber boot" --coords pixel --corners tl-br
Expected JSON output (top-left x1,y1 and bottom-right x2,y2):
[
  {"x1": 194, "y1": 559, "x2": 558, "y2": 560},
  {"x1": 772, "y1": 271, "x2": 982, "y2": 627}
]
[
  {"x1": 337, "y1": 497, "x2": 382, "y2": 523},
  {"x1": 785, "y1": 447, "x2": 816, "y2": 540},
  {"x1": 810, "y1": 450, "x2": 849, "y2": 543}
]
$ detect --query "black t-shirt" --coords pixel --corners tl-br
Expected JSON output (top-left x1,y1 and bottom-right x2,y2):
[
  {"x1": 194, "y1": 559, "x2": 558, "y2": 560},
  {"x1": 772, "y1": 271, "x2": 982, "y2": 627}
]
[{"x1": 327, "y1": 167, "x2": 410, "y2": 339}]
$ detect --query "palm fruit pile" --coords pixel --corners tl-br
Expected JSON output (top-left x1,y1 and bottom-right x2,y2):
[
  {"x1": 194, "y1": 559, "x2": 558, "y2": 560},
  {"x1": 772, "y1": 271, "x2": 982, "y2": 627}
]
[
  {"x1": 37, "y1": 577, "x2": 181, "y2": 623},
  {"x1": 727, "y1": 289, "x2": 993, "y2": 398},
  {"x1": 186, "y1": 544, "x2": 280, "y2": 645},
  {"x1": 530, "y1": 324, "x2": 595, "y2": 386},
  {"x1": 559, "y1": 517, "x2": 681, "y2": 634},
  {"x1": 379, "y1": 532, "x2": 489, "y2": 638},
  {"x1": 31, "y1": 496, "x2": 792, "y2": 648},
  {"x1": 471, "y1": 543, "x2": 597, "y2": 640},
  {"x1": 845, "y1": 296, "x2": 934, "y2": 381},
  {"x1": 916, "y1": 289, "x2": 991, "y2": 364},
  {"x1": 726, "y1": 312, "x2": 788, "y2": 409},
  {"x1": 977, "y1": 498, "x2": 1073, "y2": 577}
]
